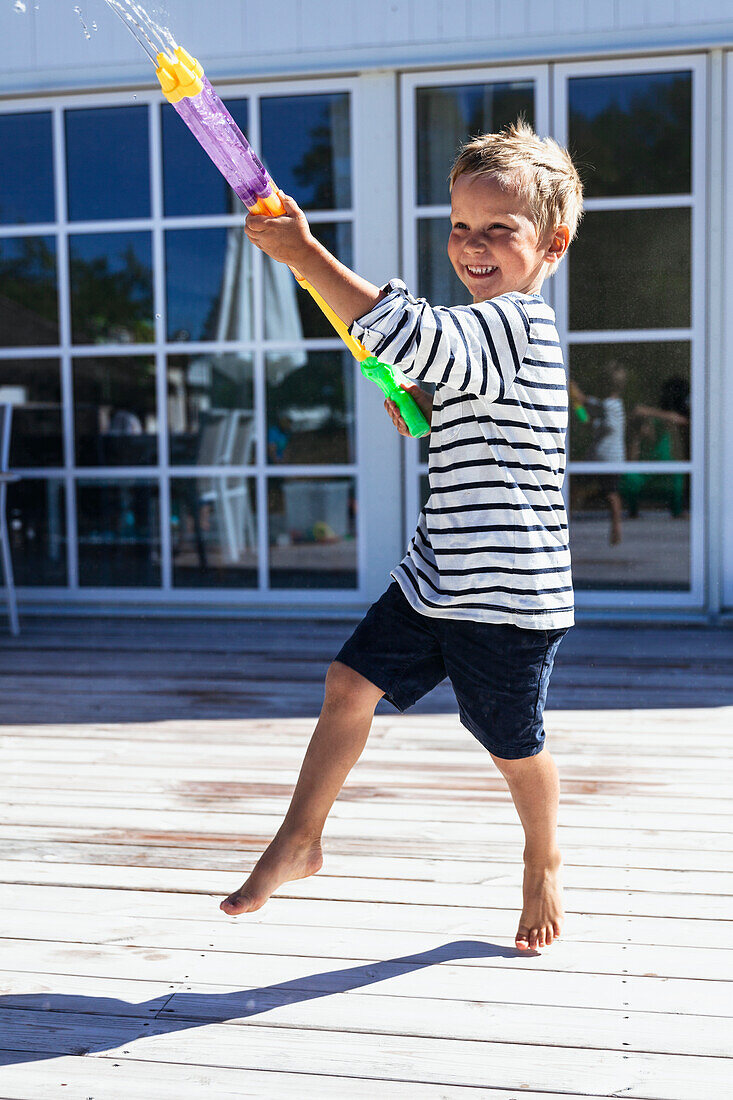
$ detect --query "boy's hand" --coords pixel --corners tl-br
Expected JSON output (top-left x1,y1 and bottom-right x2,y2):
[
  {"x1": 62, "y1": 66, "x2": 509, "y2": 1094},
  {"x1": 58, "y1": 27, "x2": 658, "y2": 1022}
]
[
  {"x1": 244, "y1": 191, "x2": 315, "y2": 269},
  {"x1": 384, "y1": 384, "x2": 433, "y2": 436}
]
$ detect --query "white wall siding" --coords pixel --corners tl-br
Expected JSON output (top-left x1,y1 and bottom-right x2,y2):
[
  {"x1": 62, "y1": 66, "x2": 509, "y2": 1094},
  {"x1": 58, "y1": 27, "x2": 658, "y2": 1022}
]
[{"x1": 5, "y1": 0, "x2": 733, "y2": 94}]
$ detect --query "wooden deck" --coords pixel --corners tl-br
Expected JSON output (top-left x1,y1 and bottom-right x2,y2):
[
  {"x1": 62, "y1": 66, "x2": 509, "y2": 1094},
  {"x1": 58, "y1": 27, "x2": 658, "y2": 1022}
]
[{"x1": 0, "y1": 616, "x2": 732, "y2": 1098}]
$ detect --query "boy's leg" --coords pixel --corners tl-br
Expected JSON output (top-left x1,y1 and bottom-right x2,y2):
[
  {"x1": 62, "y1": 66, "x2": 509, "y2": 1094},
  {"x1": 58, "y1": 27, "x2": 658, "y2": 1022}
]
[
  {"x1": 221, "y1": 661, "x2": 384, "y2": 915},
  {"x1": 491, "y1": 747, "x2": 562, "y2": 950}
]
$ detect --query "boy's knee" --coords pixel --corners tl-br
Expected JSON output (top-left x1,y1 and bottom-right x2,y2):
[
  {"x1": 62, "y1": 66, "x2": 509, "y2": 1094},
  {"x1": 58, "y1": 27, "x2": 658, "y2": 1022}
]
[{"x1": 325, "y1": 660, "x2": 384, "y2": 711}]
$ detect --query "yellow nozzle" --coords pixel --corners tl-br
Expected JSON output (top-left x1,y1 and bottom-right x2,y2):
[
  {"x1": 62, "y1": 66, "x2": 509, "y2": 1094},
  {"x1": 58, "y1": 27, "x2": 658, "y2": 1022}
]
[{"x1": 155, "y1": 45, "x2": 204, "y2": 104}]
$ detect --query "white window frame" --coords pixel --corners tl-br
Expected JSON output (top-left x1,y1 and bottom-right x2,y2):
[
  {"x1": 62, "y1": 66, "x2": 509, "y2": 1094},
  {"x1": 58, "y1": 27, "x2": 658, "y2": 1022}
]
[
  {"x1": 0, "y1": 74, "x2": 394, "y2": 610},
  {"x1": 554, "y1": 53, "x2": 707, "y2": 612}
]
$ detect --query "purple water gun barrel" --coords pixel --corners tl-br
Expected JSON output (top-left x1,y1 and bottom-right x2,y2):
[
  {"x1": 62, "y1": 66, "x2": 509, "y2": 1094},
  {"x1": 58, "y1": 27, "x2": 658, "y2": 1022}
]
[{"x1": 173, "y1": 78, "x2": 277, "y2": 211}]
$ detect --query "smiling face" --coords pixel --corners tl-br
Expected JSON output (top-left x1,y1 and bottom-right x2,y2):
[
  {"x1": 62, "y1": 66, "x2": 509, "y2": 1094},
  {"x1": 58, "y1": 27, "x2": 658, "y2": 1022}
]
[{"x1": 448, "y1": 173, "x2": 568, "y2": 302}]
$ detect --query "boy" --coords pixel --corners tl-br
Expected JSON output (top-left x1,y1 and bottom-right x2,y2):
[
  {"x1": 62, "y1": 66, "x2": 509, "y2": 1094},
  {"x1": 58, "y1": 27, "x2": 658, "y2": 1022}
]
[{"x1": 221, "y1": 119, "x2": 584, "y2": 951}]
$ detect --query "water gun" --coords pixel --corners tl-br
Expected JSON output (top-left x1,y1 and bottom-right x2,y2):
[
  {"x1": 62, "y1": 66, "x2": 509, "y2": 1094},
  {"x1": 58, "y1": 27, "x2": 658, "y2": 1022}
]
[{"x1": 154, "y1": 46, "x2": 430, "y2": 439}]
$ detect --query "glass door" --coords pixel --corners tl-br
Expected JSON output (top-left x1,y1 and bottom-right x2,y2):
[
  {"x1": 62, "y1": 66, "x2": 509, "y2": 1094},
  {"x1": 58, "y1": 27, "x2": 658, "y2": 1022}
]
[
  {"x1": 554, "y1": 55, "x2": 707, "y2": 608},
  {"x1": 400, "y1": 66, "x2": 550, "y2": 538}
]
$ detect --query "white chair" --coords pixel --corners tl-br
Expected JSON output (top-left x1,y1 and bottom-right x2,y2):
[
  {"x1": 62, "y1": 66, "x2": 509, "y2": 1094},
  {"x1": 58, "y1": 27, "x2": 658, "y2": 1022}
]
[{"x1": 0, "y1": 404, "x2": 20, "y2": 635}]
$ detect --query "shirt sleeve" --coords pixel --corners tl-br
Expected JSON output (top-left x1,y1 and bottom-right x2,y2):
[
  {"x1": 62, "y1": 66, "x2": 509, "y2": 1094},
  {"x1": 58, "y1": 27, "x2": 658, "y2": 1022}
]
[{"x1": 349, "y1": 278, "x2": 530, "y2": 401}]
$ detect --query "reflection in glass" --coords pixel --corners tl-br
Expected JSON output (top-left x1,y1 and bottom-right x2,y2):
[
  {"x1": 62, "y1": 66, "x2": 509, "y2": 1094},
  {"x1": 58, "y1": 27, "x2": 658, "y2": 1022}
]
[
  {"x1": 165, "y1": 227, "x2": 254, "y2": 343},
  {"x1": 0, "y1": 360, "x2": 62, "y2": 468},
  {"x1": 570, "y1": 473, "x2": 690, "y2": 591},
  {"x1": 0, "y1": 112, "x2": 55, "y2": 225},
  {"x1": 268, "y1": 476, "x2": 357, "y2": 588},
  {"x1": 420, "y1": 474, "x2": 430, "y2": 510},
  {"x1": 76, "y1": 478, "x2": 160, "y2": 587},
  {"x1": 418, "y1": 383, "x2": 436, "y2": 465},
  {"x1": 264, "y1": 222, "x2": 352, "y2": 340},
  {"x1": 569, "y1": 343, "x2": 690, "y2": 463},
  {"x1": 266, "y1": 351, "x2": 355, "y2": 466},
  {"x1": 0, "y1": 236, "x2": 58, "y2": 346},
  {"x1": 6, "y1": 478, "x2": 67, "y2": 586},
  {"x1": 418, "y1": 218, "x2": 470, "y2": 305},
  {"x1": 569, "y1": 71, "x2": 691, "y2": 199},
  {"x1": 69, "y1": 232, "x2": 154, "y2": 345},
  {"x1": 416, "y1": 82, "x2": 534, "y2": 206},
  {"x1": 261, "y1": 93, "x2": 351, "y2": 209},
  {"x1": 65, "y1": 106, "x2": 150, "y2": 222},
  {"x1": 168, "y1": 353, "x2": 255, "y2": 467},
  {"x1": 162, "y1": 98, "x2": 249, "y2": 217},
  {"x1": 73, "y1": 356, "x2": 157, "y2": 467},
  {"x1": 569, "y1": 208, "x2": 690, "y2": 331},
  {"x1": 171, "y1": 477, "x2": 257, "y2": 588}
]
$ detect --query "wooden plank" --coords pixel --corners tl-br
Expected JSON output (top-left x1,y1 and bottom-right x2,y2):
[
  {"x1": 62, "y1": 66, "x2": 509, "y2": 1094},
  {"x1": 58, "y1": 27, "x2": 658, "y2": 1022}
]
[
  {"x1": 0, "y1": 804, "x2": 730, "y2": 854},
  {"x1": 0, "y1": 862, "x2": 730, "y2": 920},
  {"x1": 1, "y1": 986, "x2": 731, "y2": 1060},
  {"x1": 3, "y1": 901, "x2": 733, "y2": 979},
  {"x1": 45, "y1": 1021, "x2": 733, "y2": 1097},
  {"x1": 2, "y1": 840, "x2": 732, "y2": 895},
  {"x1": 2, "y1": 938, "x2": 730, "y2": 1017},
  {"x1": 4, "y1": 787, "x2": 733, "y2": 836},
  {"x1": 2, "y1": 826, "x2": 731, "y2": 872},
  {"x1": 0, "y1": 1053, "x2": 592, "y2": 1100}
]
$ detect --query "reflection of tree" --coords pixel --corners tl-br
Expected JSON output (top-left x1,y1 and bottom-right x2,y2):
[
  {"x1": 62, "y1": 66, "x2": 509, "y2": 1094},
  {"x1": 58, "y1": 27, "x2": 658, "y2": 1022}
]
[
  {"x1": 291, "y1": 97, "x2": 349, "y2": 209},
  {"x1": 0, "y1": 237, "x2": 57, "y2": 329},
  {"x1": 293, "y1": 122, "x2": 336, "y2": 208},
  {"x1": 70, "y1": 246, "x2": 154, "y2": 344},
  {"x1": 570, "y1": 74, "x2": 691, "y2": 196}
]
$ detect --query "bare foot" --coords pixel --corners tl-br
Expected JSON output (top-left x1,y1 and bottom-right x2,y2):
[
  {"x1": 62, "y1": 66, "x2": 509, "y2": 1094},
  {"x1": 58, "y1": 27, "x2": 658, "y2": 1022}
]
[
  {"x1": 220, "y1": 829, "x2": 323, "y2": 916},
  {"x1": 515, "y1": 852, "x2": 563, "y2": 950}
]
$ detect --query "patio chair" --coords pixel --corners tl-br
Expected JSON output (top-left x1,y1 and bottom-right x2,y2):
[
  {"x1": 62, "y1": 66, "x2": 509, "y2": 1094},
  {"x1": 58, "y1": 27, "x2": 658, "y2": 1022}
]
[{"x1": 0, "y1": 404, "x2": 20, "y2": 635}]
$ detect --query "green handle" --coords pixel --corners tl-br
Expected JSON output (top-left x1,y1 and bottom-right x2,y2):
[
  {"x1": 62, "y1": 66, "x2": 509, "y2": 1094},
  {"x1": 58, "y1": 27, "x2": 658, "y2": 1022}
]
[{"x1": 360, "y1": 356, "x2": 430, "y2": 439}]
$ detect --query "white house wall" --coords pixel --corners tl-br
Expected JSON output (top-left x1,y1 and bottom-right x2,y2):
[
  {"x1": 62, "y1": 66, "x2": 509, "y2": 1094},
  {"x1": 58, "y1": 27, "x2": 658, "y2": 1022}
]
[{"x1": 4, "y1": 1, "x2": 733, "y2": 95}]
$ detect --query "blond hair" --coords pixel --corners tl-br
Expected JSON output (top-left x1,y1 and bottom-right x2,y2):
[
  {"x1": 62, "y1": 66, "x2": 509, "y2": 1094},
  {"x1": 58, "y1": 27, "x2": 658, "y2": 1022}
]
[{"x1": 449, "y1": 117, "x2": 585, "y2": 262}]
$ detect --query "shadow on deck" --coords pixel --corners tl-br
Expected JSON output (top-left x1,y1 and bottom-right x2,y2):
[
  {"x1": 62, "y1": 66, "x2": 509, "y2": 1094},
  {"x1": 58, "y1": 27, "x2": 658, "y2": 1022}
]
[{"x1": 0, "y1": 615, "x2": 732, "y2": 723}]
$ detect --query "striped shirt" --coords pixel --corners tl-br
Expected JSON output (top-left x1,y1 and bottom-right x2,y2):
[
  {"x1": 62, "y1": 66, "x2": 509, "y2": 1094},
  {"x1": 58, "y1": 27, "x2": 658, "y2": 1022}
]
[{"x1": 350, "y1": 279, "x2": 574, "y2": 630}]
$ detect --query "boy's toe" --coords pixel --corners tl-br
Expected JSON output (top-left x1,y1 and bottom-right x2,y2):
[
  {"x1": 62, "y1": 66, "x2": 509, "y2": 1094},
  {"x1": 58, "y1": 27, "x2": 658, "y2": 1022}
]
[{"x1": 515, "y1": 926, "x2": 531, "y2": 950}]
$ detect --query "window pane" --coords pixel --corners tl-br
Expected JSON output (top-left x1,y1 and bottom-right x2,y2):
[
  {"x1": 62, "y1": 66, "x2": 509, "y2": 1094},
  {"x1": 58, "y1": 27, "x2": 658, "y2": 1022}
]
[
  {"x1": 569, "y1": 71, "x2": 691, "y2": 198},
  {"x1": 6, "y1": 478, "x2": 67, "y2": 586},
  {"x1": 162, "y1": 98, "x2": 249, "y2": 216},
  {"x1": 65, "y1": 106, "x2": 150, "y2": 221},
  {"x1": 171, "y1": 476, "x2": 258, "y2": 588},
  {"x1": 168, "y1": 353, "x2": 255, "y2": 466},
  {"x1": 570, "y1": 473, "x2": 690, "y2": 591},
  {"x1": 264, "y1": 222, "x2": 352, "y2": 339},
  {"x1": 416, "y1": 82, "x2": 535, "y2": 206},
  {"x1": 268, "y1": 476, "x2": 357, "y2": 588},
  {"x1": 569, "y1": 343, "x2": 690, "y2": 463},
  {"x1": 73, "y1": 356, "x2": 157, "y2": 467},
  {"x1": 0, "y1": 361, "x2": 62, "y2": 467},
  {"x1": 417, "y1": 218, "x2": 469, "y2": 305},
  {"x1": 266, "y1": 350, "x2": 356, "y2": 466},
  {"x1": 76, "y1": 478, "x2": 160, "y2": 587},
  {"x1": 569, "y1": 208, "x2": 690, "y2": 331},
  {"x1": 0, "y1": 236, "x2": 59, "y2": 346},
  {"x1": 261, "y1": 93, "x2": 351, "y2": 209},
  {"x1": 0, "y1": 112, "x2": 55, "y2": 225},
  {"x1": 165, "y1": 227, "x2": 253, "y2": 343},
  {"x1": 69, "y1": 232, "x2": 153, "y2": 345}
]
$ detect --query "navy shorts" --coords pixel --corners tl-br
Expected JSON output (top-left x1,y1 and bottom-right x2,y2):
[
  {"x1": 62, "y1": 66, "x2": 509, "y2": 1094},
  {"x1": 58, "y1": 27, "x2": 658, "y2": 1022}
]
[{"x1": 335, "y1": 581, "x2": 568, "y2": 760}]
